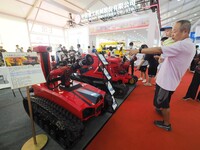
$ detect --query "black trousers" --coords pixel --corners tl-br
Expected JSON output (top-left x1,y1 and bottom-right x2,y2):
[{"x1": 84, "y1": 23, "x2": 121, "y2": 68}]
[
  {"x1": 190, "y1": 59, "x2": 196, "y2": 71},
  {"x1": 185, "y1": 71, "x2": 200, "y2": 99},
  {"x1": 130, "y1": 60, "x2": 134, "y2": 75}
]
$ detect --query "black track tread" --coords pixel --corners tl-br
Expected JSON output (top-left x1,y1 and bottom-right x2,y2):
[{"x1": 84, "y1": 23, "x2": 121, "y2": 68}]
[
  {"x1": 103, "y1": 94, "x2": 116, "y2": 113},
  {"x1": 23, "y1": 96, "x2": 84, "y2": 149},
  {"x1": 112, "y1": 84, "x2": 129, "y2": 98}
]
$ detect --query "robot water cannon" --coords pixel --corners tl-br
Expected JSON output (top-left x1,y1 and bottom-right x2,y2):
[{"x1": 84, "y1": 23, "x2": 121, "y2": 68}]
[
  {"x1": 71, "y1": 54, "x2": 94, "y2": 71},
  {"x1": 47, "y1": 54, "x2": 94, "y2": 89}
]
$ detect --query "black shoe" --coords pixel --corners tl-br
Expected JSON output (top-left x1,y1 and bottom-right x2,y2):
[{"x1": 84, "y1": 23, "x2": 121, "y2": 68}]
[
  {"x1": 155, "y1": 108, "x2": 162, "y2": 116},
  {"x1": 154, "y1": 120, "x2": 171, "y2": 131},
  {"x1": 182, "y1": 96, "x2": 192, "y2": 101}
]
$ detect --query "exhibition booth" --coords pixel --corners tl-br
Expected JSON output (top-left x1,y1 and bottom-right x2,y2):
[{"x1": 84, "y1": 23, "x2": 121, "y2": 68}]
[
  {"x1": 0, "y1": 11, "x2": 161, "y2": 90},
  {"x1": 0, "y1": 9, "x2": 159, "y2": 149},
  {"x1": 1, "y1": 0, "x2": 200, "y2": 150}
]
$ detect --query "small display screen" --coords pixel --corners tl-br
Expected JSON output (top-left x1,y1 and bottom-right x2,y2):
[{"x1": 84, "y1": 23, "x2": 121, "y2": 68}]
[
  {"x1": 125, "y1": 55, "x2": 130, "y2": 61},
  {"x1": 103, "y1": 68, "x2": 111, "y2": 80},
  {"x1": 97, "y1": 54, "x2": 108, "y2": 65},
  {"x1": 107, "y1": 81, "x2": 115, "y2": 95}
]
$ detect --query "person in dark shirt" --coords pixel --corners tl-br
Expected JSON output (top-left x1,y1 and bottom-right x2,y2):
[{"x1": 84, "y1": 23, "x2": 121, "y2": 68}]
[
  {"x1": 142, "y1": 44, "x2": 159, "y2": 86},
  {"x1": 190, "y1": 45, "x2": 199, "y2": 72},
  {"x1": 27, "y1": 47, "x2": 32, "y2": 52},
  {"x1": 183, "y1": 53, "x2": 200, "y2": 101},
  {"x1": 129, "y1": 42, "x2": 137, "y2": 75}
]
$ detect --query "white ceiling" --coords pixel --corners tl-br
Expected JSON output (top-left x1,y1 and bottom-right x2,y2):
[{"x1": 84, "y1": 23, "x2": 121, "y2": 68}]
[
  {"x1": 0, "y1": 0, "x2": 200, "y2": 28},
  {"x1": 160, "y1": 0, "x2": 200, "y2": 27}
]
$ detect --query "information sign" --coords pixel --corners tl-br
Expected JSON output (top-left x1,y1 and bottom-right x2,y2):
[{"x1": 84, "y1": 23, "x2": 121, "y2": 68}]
[
  {"x1": 2, "y1": 52, "x2": 45, "y2": 89},
  {"x1": 97, "y1": 53, "x2": 109, "y2": 65}
]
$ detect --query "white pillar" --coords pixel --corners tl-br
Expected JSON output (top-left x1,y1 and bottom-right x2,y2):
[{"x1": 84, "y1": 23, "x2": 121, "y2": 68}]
[
  {"x1": 147, "y1": 13, "x2": 160, "y2": 47},
  {"x1": 195, "y1": 26, "x2": 200, "y2": 37}
]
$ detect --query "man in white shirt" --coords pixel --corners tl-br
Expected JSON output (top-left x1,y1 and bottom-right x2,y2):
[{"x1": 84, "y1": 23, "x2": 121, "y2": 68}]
[
  {"x1": 129, "y1": 20, "x2": 196, "y2": 131},
  {"x1": 56, "y1": 44, "x2": 63, "y2": 64},
  {"x1": 15, "y1": 45, "x2": 22, "y2": 52},
  {"x1": 77, "y1": 44, "x2": 83, "y2": 54}
]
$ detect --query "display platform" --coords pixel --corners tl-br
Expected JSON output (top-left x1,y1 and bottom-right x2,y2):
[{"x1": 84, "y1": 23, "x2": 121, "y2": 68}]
[{"x1": 0, "y1": 84, "x2": 136, "y2": 150}]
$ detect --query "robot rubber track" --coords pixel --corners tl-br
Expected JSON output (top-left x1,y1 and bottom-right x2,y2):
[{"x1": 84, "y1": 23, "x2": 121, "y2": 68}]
[{"x1": 23, "y1": 96, "x2": 84, "y2": 149}]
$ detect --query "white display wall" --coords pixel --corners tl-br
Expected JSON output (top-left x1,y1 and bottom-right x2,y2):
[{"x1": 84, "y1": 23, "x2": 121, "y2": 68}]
[
  {"x1": 89, "y1": 12, "x2": 160, "y2": 49},
  {"x1": 28, "y1": 21, "x2": 65, "y2": 55},
  {"x1": 0, "y1": 12, "x2": 160, "y2": 54},
  {"x1": 94, "y1": 30, "x2": 147, "y2": 49},
  {"x1": 65, "y1": 27, "x2": 89, "y2": 53},
  {"x1": 0, "y1": 14, "x2": 30, "y2": 52}
]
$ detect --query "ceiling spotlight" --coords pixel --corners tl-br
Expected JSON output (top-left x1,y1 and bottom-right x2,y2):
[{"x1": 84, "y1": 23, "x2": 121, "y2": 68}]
[
  {"x1": 174, "y1": 10, "x2": 177, "y2": 13},
  {"x1": 173, "y1": 17, "x2": 176, "y2": 20},
  {"x1": 194, "y1": 14, "x2": 197, "y2": 16},
  {"x1": 177, "y1": 0, "x2": 181, "y2": 1}
]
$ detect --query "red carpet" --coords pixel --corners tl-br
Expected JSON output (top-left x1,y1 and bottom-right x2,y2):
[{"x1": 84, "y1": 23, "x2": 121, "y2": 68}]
[{"x1": 86, "y1": 71, "x2": 200, "y2": 150}]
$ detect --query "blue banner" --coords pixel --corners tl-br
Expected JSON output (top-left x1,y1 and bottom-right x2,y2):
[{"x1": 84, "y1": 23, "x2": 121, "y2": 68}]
[{"x1": 190, "y1": 32, "x2": 195, "y2": 42}]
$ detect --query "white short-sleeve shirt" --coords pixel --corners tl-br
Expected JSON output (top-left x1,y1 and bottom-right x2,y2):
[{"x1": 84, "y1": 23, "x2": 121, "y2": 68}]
[{"x1": 156, "y1": 38, "x2": 196, "y2": 91}]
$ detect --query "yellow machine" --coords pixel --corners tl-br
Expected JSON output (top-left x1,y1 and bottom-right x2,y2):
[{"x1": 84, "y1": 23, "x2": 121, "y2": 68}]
[{"x1": 97, "y1": 41, "x2": 126, "y2": 56}]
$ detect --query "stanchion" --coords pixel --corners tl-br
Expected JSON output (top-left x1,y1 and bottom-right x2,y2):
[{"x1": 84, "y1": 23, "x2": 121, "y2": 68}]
[{"x1": 21, "y1": 86, "x2": 48, "y2": 150}]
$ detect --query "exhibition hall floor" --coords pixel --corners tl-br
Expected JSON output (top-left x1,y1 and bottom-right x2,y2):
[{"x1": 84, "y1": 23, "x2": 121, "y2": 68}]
[
  {"x1": 0, "y1": 83, "x2": 135, "y2": 150},
  {"x1": 1, "y1": 71, "x2": 199, "y2": 150},
  {"x1": 87, "y1": 71, "x2": 200, "y2": 150}
]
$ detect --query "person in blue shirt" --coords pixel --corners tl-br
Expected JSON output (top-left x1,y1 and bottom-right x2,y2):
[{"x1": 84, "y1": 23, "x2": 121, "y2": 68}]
[{"x1": 92, "y1": 46, "x2": 97, "y2": 53}]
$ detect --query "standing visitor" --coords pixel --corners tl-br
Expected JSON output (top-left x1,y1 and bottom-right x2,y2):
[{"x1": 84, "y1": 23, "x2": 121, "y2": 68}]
[
  {"x1": 27, "y1": 47, "x2": 32, "y2": 52},
  {"x1": 137, "y1": 45, "x2": 148, "y2": 83},
  {"x1": 129, "y1": 20, "x2": 196, "y2": 131},
  {"x1": 129, "y1": 42, "x2": 137, "y2": 76},
  {"x1": 15, "y1": 45, "x2": 22, "y2": 52},
  {"x1": 87, "y1": 46, "x2": 91, "y2": 53},
  {"x1": 141, "y1": 44, "x2": 158, "y2": 86},
  {"x1": 183, "y1": 53, "x2": 200, "y2": 101},
  {"x1": 56, "y1": 44, "x2": 62, "y2": 64},
  {"x1": 189, "y1": 45, "x2": 199, "y2": 72},
  {"x1": 92, "y1": 46, "x2": 97, "y2": 53},
  {"x1": 77, "y1": 44, "x2": 83, "y2": 54}
]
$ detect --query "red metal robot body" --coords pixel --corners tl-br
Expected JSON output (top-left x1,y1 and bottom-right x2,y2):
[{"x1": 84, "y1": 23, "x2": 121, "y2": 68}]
[
  {"x1": 32, "y1": 46, "x2": 105, "y2": 120},
  {"x1": 23, "y1": 46, "x2": 110, "y2": 149}
]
